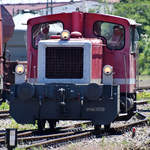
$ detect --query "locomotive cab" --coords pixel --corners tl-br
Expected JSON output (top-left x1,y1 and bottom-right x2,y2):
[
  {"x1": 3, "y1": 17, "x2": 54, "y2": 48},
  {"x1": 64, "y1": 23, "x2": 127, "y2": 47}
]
[{"x1": 8, "y1": 12, "x2": 140, "y2": 131}]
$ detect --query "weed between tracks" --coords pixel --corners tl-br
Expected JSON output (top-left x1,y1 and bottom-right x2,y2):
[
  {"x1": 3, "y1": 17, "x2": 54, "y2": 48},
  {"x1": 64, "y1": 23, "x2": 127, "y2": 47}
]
[
  {"x1": 137, "y1": 92, "x2": 150, "y2": 101},
  {"x1": 0, "y1": 102, "x2": 9, "y2": 110},
  {"x1": 0, "y1": 118, "x2": 37, "y2": 131},
  {"x1": 8, "y1": 119, "x2": 38, "y2": 130}
]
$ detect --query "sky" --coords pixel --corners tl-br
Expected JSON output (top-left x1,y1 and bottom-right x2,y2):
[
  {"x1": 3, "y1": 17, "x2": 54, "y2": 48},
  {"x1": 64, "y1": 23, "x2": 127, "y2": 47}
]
[{"x1": 0, "y1": 0, "x2": 81, "y2": 4}]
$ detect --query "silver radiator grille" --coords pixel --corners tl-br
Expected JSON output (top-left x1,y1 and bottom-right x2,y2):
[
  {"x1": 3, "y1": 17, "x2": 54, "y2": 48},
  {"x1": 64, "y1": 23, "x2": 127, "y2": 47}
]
[{"x1": 45, "y1": 47, "x2": 83, "y2": 78}]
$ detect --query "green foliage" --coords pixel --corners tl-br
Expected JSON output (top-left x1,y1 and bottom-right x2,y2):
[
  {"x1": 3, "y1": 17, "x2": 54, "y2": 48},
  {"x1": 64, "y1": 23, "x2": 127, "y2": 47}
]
[
  {"x1": 121, "y1": 140, "x2": 129, "y2": 146},
  {"x1": 8, "y1": 119, "x2": 37, "y2": 130},
  {"x1": 88, "y1": 0, "x2": 150, "y2": 75},
  {"x1": 138, "y1": 35, "x2": 150, "y2": 75},
  {"x1": 88, "y1": 0, "x2": 112, "y2": 14},
  {"x1": 137, "y1": 91, "x2": 150, "y2": 100},
  {"x1": 0, "y1": 102, "x2": 9, "y2": 110},
  {"x1": 101, "y1": 136, "x2": 105, "y2": 149},
  {"x1": 147, "y1": 117, "x2": 150, "y2": 126},
  {"x1": 113, "y1": 0, "x2": 150, "y2": 35},
  {"x1": 81, "y1": 123, "x2": 87, "y2": 129},
  {"x1": 113, "y1": 0, "x2": 150, "y2": 75}
]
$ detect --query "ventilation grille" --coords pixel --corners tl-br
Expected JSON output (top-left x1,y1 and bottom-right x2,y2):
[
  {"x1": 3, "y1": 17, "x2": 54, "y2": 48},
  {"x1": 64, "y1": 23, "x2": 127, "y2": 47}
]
[{"x1": 46, "y1": 47, "x2": 83, "y2": 78}]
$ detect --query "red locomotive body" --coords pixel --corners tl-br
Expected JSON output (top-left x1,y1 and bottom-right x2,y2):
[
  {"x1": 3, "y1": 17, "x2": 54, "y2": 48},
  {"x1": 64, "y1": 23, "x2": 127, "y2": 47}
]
[
  {"x1": 8, "y1": 11, "x2": 140, "y2": 130},
  {"x1": 0, "y1": 5, "x2": 14, "y2": 95},
  {"x1": 27, "y1": 12, "x2": 138, "y2": 94}
]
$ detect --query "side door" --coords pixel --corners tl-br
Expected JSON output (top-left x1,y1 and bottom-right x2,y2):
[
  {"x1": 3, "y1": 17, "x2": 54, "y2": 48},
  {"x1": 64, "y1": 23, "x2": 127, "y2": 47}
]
[{"x1": 84, "y1": 13, "x2": 131, "y2": 93}]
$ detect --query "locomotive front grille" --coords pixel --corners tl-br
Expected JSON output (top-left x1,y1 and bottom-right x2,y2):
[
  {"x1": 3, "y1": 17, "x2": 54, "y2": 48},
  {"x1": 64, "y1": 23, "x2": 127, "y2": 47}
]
[{"x1": 46, "y1": 47, "x2": 83, "y2": 78}]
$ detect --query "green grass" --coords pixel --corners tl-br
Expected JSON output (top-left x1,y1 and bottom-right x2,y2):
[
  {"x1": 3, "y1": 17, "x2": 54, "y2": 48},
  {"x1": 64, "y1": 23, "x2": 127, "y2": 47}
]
[
  {"x1": 0, "y1": 118, "x2": 37, "y2": 131},
  {"x1": 0, "y1": 102, "x2": 9, "y2": 110},
  {"x1": 147, "y1": 117, "x2": 150, "y2": 125},
  {"x1": 8, "y1": 119, "x2": 37, "y2": 131},
  {"x1": 137, "y1": 91, "x2": 150, "y2": 100}
]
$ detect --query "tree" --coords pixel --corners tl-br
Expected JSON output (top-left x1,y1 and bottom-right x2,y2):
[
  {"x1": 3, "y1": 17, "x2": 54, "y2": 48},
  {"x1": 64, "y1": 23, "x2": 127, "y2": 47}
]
[
  {"x1": 138, "y1": 35, "x2": 150, "y2": 75},
  {"x1": 120, "y1": 0, "x2": 130, "y2": 3},
  {"x1": 113, "y1": 0, "x2": 150, "y2": 35},
  {"x1": 88, "y1": 0, "x2": 150, "y2": 75},
  {"x1": 88, "y1": 0, "x2": 113, "y2": 14},
  {"x1": 113, "y1": 0, "x2": 150, "y2": 75}
]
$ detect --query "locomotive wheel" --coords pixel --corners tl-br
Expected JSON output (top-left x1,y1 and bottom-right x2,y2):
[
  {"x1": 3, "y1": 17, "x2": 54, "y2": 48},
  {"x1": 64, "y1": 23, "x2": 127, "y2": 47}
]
[
  {"x1": 48, "y1": 120, "x2": 56, "y2": 130},
  {"x1": 37, "y1": 119, "x2": 46, "y2": 131},
  {"x1": 104, "y1": 124, "x2": 111, "y2": 132}
]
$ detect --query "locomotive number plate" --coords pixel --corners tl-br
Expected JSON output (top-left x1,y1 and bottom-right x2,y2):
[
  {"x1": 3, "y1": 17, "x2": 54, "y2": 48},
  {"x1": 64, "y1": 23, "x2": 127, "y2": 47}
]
[{"x1": 86, "y1": 107, "x2": 105, "y2": 112}]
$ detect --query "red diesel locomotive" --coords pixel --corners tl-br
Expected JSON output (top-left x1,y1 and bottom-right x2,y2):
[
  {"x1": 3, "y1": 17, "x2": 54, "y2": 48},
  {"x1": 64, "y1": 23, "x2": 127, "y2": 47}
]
[{"x1": 8, "y1": 11, "x2": 140, "y2": 130}]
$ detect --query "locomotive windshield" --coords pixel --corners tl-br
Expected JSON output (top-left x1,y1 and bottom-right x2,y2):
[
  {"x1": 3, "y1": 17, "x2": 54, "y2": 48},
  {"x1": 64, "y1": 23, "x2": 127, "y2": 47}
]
[
  {"x1": 32, "y1": 21, "x2": 63, "y2": 49},
  {"x1": 93, "y1": 22, "x2": 125, "y2": 50}
]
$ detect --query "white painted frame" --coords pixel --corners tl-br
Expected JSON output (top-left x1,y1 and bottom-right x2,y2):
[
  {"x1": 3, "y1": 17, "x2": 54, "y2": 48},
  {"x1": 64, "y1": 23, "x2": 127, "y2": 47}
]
[{"x1": 37, "y1": 40, "x2": 92, "y2": 84}]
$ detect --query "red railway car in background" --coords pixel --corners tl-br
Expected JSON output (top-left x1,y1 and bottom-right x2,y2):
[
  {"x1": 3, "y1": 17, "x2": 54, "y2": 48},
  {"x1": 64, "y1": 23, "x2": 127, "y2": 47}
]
[
  {"x1": 0, "y1": 5, "x2": 14, "y2": 98},
  {"x1": 8, "y1": 11, "x2": 140, "y2": 131}
]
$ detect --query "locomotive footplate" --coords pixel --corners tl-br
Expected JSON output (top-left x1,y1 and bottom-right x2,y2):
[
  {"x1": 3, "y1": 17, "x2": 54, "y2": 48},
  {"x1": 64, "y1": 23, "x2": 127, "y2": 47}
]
[{"x1": 8, "y1": 83, "x2": 120, "y2": 125}]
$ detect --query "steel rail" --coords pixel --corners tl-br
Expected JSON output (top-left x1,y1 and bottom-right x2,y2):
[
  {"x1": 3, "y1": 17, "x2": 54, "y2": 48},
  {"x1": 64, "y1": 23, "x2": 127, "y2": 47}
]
[
  {"x1": 60, "y1": 121, "x2": 92, "y2": 130},
  {"x1": 0, "y1": 129, "x2": 35, "y2": 137},
  {"x1": 18, "y1": 119, "x2": 149, "y2": 149},
  {"x1": 0, "y1": 110, "x2": 9, "y2": 114},
  {"x1": 17, "y1": 121, "x2": 92, "y2": 142},
  {"x1": 18, "y1": 131, "x2": 75, "y2": 141},
  {"x1": 0, "y1": 132, "x2": 5, "y2": 136},
  {"x1": 0, "y1": 110, "x2": 10, "y2": 119},
  {"x1": 0, "y1": 113, "x2": 9, "y2": 118},
  {"x1": 135, "y1": 100, "x2": 150, "y2": 105},
  {"x1": 0, "y1": 130, "x2": 36, "y2": 143},
  {"x1": 21, "y1": 131, "x2": 92, "y2": 149},
  {"x1": 114, "y1": 119, "x2": 149, "y2": 131},
  {"x1": 0, "y1": 121, "x2": 92, "y2": 143}
]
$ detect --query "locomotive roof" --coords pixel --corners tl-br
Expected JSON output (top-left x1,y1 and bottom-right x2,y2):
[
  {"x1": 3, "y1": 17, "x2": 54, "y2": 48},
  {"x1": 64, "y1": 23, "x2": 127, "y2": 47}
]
[
  {"x1": 27, "y1": 11, "x2": 141, "y2": 26},
  {"x1": 99, "y1": 13, "x2": 141, "y2": 26}
]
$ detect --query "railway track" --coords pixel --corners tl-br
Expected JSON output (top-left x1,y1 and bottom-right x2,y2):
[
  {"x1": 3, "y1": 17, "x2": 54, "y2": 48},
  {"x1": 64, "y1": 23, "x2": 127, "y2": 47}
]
[
  {"x1": 0, "y1": 86, "x2": 149, "y2": 148},
  {"x1": 135, "y1": 100, "x2": 150, "y2": 105},
  {"x1": 0, "y1": 121, "x2": 92, "y2": 137},
  {"x1": 18, "y1": 119, "x2": 149, "y2": 149},
  {"x1": 0, "y1": 121, "x2": 92, "y2": 144},
  {"x1": 0, "y1": 110, "x2": 9, "y2": 119},
  {"x1": 0, "y1": 117, "x2": 148, "y2": 149}
]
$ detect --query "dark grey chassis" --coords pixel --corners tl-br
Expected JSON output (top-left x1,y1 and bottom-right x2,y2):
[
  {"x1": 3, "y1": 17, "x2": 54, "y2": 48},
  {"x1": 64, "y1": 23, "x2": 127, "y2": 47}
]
[{"x1": 9, "y1": 83, "x2": 120, "y2": 127}]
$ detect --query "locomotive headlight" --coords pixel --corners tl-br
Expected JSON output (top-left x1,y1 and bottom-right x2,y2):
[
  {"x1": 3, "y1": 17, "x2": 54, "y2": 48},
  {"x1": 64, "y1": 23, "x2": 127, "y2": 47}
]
[
  {"x1": 103, "y1": 65, "x2": 113, "y2": 75},
  {"x1": 15, "y1": 64, "x2": 25, "y2": 75},
  {"x1": 61, "y1": 30, "x2": 70, "y2": 40}
]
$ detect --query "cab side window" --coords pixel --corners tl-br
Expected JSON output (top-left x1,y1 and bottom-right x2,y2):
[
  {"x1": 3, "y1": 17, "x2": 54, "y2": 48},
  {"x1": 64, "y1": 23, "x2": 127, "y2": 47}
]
[
  {"x1": 130, "y1": 27, "x2": 139, "y2": 53},
  {"x1": 93, "y1": 22, "x2": 125, "y2": 50}
]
